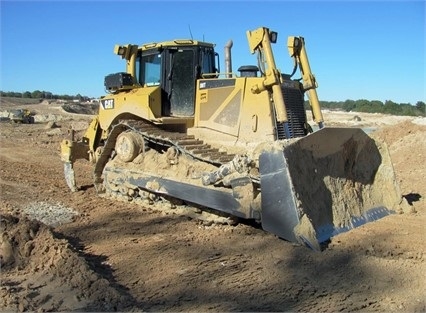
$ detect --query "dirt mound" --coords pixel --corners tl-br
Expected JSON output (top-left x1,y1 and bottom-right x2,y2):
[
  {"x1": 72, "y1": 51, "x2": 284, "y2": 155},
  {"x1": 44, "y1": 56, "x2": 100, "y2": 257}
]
[
  {"x1": 372, "y1": 120, "x2": 426, "y2": 146},
  {"x1": 61, "y1": 103, "x2": 99, "y2": 115},
  {"x1": 371, "y1": 120, "x2": 426, "y2": 213},
  {"x1": 0, "y1": 97, "x2": 97, "y2": 124},
  {"x1": 0, "y1": 213, "x2": 137, "y2": 312}
]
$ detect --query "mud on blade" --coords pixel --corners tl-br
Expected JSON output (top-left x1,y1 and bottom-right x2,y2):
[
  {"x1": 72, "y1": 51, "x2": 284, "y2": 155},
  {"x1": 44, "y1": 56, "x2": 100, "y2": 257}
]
[{"x1": 259, "y1": 127, "x2": 402, "y2": 249}]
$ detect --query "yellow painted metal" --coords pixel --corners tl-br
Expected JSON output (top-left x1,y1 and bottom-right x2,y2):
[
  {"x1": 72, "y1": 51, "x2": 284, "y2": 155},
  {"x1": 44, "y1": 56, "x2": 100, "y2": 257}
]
[
  {"x1": 193, "y1": 76, "x2": 276, "y2": 144},
  {"x1": 287, "y1": 36, "x2": 324, "y2": 124},
  {"x1": 246, "y1": 27, "x2": 288, "y2": 123},
  {"x1": 98, "y1": 86, "x2": 194, "y2": 130},
  {"x1": 114, "y1": 44, "x2": 139, "y2": 83},
  {"x1": 60, "y1": 136, "x2": 89, "y2": 164},
  {"x1": 83, "y1": 117, "x2": 103, "y2": 152},
  {"x1": 140, "y1": 40, "x2": 214, "y2": 51},
  {"x1": 60, "y1": 116, "x2": 102, "y2": 164},
  {"x1": 98, "y1": 87, "x2": 161, "y2": 129}
]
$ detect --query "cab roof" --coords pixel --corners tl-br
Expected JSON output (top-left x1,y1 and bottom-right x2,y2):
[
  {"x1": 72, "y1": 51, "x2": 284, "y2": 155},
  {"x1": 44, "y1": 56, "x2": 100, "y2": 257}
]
[{"x1": 140, "y1": 39, "x2": 215, "y2": 50}]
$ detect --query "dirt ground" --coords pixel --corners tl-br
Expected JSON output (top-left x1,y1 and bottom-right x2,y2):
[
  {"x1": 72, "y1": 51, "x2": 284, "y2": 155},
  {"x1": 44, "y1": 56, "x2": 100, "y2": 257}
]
[{"x1": 0, "y1": 100, "x2": 425, "y2": 312}]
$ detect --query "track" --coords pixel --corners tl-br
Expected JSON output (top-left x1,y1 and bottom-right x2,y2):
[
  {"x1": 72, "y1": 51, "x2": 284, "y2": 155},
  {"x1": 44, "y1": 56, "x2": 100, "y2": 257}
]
[
  {"x1": 94, "y1": 119, "x2": 240, "y2": 192},
  {"x1": 93, "y1": 119, "x2": 256, "y2": 224}
]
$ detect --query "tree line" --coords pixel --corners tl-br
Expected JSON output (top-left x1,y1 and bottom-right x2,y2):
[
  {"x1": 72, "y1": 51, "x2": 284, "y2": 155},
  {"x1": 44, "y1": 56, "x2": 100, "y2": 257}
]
[
  {"x1": 307, "y1": 99, "x2": 425, "y2": 117},
  {"x1": 1, "y1": 90, "x2": 424, "y2": 117},
  {"x1": 0, "y1": 90, "x2": 93, "y2": 102}
]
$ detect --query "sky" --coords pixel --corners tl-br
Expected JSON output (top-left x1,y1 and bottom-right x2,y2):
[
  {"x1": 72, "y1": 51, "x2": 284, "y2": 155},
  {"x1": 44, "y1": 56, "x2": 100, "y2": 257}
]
[{"x1": 0, "y1": 0, "x2": 425, "y2": 104}]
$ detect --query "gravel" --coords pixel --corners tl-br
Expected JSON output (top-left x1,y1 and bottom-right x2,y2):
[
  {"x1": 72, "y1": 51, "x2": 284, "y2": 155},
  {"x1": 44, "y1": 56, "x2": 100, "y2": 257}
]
[{"x1": 21, "y1": 201, "x2": 79, "y2": 227}]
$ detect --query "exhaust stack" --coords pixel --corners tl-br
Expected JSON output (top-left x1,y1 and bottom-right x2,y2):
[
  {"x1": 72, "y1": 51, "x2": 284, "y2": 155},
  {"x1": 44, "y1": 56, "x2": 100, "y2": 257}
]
[{"x1": 224, "y1": 40, "x2": 233, "y2": 78}]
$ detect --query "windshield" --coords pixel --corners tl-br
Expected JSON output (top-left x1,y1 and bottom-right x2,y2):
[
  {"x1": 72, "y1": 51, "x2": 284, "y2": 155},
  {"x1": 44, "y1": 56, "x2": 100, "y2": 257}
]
[{"x1": 138, "y1": 52, "x2": 161, "y2": 86}]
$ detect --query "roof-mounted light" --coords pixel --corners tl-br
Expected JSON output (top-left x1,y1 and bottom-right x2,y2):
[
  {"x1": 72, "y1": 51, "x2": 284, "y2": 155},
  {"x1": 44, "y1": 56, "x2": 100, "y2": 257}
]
[
  {"x1": 174, "y1": 39, "x2": 194, "y2": 45},
  {"x1": 269, "y1": 31, "x2": 278, "y2": 44},
  {"x1": 114, "y1": 44, "x2": 133, "y2": 59}
]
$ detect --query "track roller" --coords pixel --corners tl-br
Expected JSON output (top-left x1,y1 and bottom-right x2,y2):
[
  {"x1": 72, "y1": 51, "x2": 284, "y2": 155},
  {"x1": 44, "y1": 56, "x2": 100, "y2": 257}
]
[{"x1": 115, "y1": 131, "x2": 146, "y2": 162}]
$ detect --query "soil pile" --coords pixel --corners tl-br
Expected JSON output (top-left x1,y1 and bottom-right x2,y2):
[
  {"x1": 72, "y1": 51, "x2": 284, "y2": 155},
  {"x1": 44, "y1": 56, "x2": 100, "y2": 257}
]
[
  {"x1": 0, "y1": 214, "x2": 136, "y2": 312},
  {"x1": 372, "y1": 120, "x2": 426, "y2": 213}
]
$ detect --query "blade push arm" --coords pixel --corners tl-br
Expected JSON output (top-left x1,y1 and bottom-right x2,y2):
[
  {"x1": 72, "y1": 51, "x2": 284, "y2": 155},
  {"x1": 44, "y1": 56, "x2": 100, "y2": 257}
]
[
  {"x1": 288, "y1": 36, "x2": 324, "y2": 128},
  {"x1": 246, "y1": 27, "x2": 291, "y2": 138}
]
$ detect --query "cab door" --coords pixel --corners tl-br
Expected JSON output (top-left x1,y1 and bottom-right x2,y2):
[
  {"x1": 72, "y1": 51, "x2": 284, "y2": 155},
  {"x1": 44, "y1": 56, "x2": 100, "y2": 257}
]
[{"x1": 165, "y1": 48, "x2": 196, "y2": 116}]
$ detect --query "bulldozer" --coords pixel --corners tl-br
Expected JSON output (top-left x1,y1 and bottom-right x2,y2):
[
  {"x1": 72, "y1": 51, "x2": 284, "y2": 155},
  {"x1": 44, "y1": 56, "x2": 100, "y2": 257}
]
[{"x1": 61, "y1": 26, "x2": 402, "y2": 249}]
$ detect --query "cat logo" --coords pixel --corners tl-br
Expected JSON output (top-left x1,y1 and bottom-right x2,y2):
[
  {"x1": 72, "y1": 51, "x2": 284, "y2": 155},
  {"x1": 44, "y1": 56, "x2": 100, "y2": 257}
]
[{"x1": 101, "y1": 99, "x2": 114, "y2": 110}]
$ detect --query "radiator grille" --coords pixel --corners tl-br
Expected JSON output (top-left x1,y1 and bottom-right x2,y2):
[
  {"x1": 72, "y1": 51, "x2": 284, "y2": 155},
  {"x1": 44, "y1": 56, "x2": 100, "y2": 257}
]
[{"x1": 276, "y1": 83, "x2": 307, "y2": 140}]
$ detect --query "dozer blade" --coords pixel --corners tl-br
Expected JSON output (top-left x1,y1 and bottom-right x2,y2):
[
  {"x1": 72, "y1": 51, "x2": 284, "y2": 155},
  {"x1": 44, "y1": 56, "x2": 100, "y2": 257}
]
[
  {"x1": 64, "y1": 162, "x2": 78, "y2": 192},
  {"x1": 259, "y1": 127, "x2": 401, "y2": 250}
]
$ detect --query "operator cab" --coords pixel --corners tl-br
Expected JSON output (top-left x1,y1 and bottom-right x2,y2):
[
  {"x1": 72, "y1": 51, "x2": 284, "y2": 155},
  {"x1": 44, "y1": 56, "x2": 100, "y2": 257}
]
[{"x1": 136, "y1": 40, "x2": 217, "y2": 117}]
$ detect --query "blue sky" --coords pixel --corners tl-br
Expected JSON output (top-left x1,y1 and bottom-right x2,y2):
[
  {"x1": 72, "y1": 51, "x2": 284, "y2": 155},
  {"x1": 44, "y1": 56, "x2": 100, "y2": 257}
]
[{"x1": 1, "y1": 0, "x2": 425, "y2": 104}]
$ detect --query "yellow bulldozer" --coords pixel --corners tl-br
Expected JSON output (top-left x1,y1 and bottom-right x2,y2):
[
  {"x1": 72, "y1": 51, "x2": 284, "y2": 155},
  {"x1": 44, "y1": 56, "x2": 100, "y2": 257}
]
[{"x1": 61, "y1": 27, "x2": 402, "y2": 249}]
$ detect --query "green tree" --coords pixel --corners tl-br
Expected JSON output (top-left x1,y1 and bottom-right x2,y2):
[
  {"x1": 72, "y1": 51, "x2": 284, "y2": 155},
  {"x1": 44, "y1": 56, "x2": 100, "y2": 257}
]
[
  {"x1": 23, "y1": 91, "x2": 32, "y2": 98},
  {"x1": 31, "y1": 90, "x2": 43, "y2": 98},
  {"x1": 415, "y1": 101, "x2": 425, "y2": 114},
  {"x1": 383, "y1": 100, "x2": 400, "y2": 114},
  {"x1": 343, "y1": 99, "x2": 356, "y2": 112}
]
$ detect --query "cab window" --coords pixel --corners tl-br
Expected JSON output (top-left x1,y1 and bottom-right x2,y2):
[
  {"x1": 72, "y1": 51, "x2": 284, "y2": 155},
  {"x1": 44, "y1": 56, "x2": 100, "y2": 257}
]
[{"x1": 138, "y1": 53, "x2": 161, "y2": 86}]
